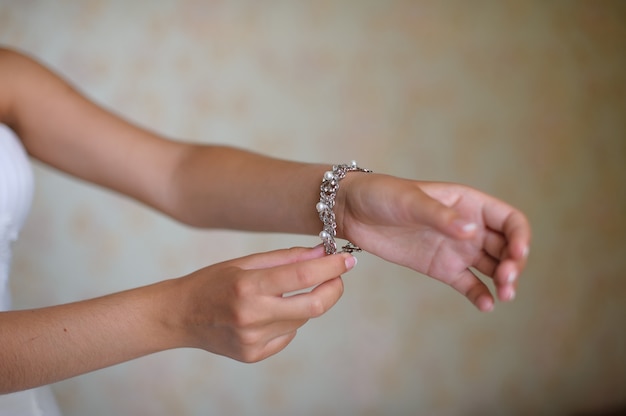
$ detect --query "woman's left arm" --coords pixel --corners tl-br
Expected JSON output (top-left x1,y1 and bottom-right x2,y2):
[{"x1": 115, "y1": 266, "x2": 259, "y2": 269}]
[
  {"x1": 0, "y1": 48, "x2": 332, "y2": 234},
  {"x1": 1, "y1": 47, "x2": 530, "y2": 310}
]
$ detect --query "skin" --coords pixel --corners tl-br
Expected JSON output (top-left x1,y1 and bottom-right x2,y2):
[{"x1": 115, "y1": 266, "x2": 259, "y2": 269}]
[{"x1": 0, "y1": 48, "x2": 530, "y2": 393}]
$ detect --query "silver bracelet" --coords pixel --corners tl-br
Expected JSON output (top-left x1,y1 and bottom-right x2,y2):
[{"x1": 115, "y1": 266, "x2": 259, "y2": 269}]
[{"x1": 316, "y1": 161, "x2": 372, "y2": 254}]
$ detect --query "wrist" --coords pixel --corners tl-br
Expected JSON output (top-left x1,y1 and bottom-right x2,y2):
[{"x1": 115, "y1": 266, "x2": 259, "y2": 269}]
[
  {"x1": 334, "y1": 169, "x2": 372, "y2": 240},
  {"x1": 333, "y1": 172, "x2": 354, "y2": 241},
  {"x1": 145, "y1": 278, "x2": 193, "y2": 350}
]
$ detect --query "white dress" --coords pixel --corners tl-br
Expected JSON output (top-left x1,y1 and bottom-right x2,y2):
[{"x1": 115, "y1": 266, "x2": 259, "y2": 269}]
[{"x1": 0, "y1": 125, "x2": 62, "y2": 415}]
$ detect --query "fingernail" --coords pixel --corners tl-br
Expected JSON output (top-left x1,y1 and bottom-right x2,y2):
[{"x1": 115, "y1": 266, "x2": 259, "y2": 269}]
[
  {"x1": 508, "y1": 288, "x2": 516, "y2": 301},
  {"x1": 522, "y1": 246, "x2": 529, "y2": 259},
  {"x1": 453, "y1": 219, "x2": 477, "y2": 234},
  {"x1": 503, "y1": 286, "x2": 516, "y2": 301},
  {"x1": 344, "y1": 254, "x2": 357, "y2": 270},
  {"x1": 507, "y1": 271, "x2": 517, "y2": 284}
]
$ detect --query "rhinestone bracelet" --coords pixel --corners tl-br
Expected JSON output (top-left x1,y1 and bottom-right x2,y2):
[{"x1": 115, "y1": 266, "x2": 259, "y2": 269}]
[{"x1": 316, "y1": 161, "x2": 372, "y2": 254}]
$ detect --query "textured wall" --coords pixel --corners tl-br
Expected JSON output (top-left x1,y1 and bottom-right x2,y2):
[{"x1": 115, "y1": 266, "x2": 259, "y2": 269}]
[{"x1": 2, "y1": 1, "x2": 625, "y2": 415}]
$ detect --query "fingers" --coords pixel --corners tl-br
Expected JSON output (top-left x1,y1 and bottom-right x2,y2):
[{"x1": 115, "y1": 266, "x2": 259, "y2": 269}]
[
  {"x1": 232, "y1": 262, "x2": 352, "y2": 362},
  {"x1": 449, "y1": 269, "x2": 495, "y2": 312},
  {"x1": 481, "y1": 203, "x2": 531, "y2": 302},
  {"x1": 471, "y1": 254, "x2": 516, "y2": 304},
  {"x1": 493, "y1": 258, "x2": 521, "y2": 302},
  {"x1": 483, "y1": 201, "x2": 531, "y2": 261},
  {"x1": 277, "y1": 276, "x2": 345, "y2": 320},
  {"x1": 255, "y1": 331, "x2": 299, "y2": 363},
  {"x1": 470, "y1": 227, "x2": 525, "y2": 307},
  {"x1": 246, "y1": 277, "x2": 343, "y2": 355},
  {"x1": 228, "y1": 249, "x2": 352, "y2": 326},
  {"x1": 472, "y1": 252, "x2": 498, "y2": 278},
  {"x1": 230, "y1": 321, "x2": 304, "y2": 363},
  {"x1": 254, "y1": 252, "x2": 355, "y2": 295},
  {"x1": 483, "y1": 229, "x2": 507, "y2": 260},
  {"x1": 189, "y1": 249, "x2": 351, "y2": 363},
  {"x1": 473, "y1": 231, "x2": 522, "y2": 303}
]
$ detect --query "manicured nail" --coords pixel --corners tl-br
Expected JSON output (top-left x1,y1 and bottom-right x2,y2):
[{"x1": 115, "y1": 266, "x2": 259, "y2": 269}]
[
  {"x1": 508, "y1": 288, "x2": 516, "y2": 301},
  {"x1": 507, "y1": 271, "x2": 517, "y2": 284},
  {"x1": 344, "y1": 254, "x2": 357, "y2": 270},
  {"x1": 503, "y1": 286, "x2": 516, "y2": 301}
]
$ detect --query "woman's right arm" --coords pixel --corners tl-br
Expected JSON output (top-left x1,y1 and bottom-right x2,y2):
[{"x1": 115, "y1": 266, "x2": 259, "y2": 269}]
[{"x1": 0, "y1": 246, "x2": 354, "y2": 393}]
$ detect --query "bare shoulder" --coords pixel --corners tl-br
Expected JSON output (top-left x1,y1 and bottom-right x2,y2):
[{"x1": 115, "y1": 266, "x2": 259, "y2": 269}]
[{"x1": 0, "y1": 46, "x2": 188, "y2": 215}]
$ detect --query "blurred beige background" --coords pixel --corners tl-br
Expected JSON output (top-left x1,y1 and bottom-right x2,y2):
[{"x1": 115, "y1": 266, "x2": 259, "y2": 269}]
[{"x1": 2, "y1": 1, "x2": 625, "y2": 415}]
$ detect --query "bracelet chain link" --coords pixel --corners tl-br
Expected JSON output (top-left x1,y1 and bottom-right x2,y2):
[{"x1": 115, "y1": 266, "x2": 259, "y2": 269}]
[{"x1": 316, "y1": 161, "x2": 372, "y2": 254}]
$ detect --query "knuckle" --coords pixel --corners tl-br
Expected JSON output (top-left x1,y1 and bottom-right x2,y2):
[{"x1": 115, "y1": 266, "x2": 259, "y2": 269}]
[
  {"x1": 231, "y1": 307, "x2": 256, "y2": 328},
  {"x1": 336, "y1": 278, "x2": 345, "y2": 297},
  {"x1": 234, "y1": 338, "x2": 270, "y2": 363},
  {"x1": 280, "y1": 246, "x2": 308, "y2": 262},
  {"x1": 236, "y1": 329, "x2": 262, "y2": 348},
  {"x1": 308, "y1": 297, "x2": 327, "y2": 318},
  {"x1": 232, "y1": 274, "x2": 255, "y2": 299},
  {"x1": 286, "y1": 246, "x2": 306, "y2": 256},
  {"x1": 294, "y1": 264, "x2": 316, "y2": 288}
]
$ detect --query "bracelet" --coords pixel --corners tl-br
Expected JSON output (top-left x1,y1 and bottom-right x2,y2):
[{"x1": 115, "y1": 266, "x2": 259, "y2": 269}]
[{"x1": 316, "y1": 161, "x2": 372, "y2": 254}]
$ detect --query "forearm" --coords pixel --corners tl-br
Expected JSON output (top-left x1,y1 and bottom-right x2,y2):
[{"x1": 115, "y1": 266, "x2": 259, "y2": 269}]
[
  {"x1": 0, "y1": 279, "x2": 183, "y2": 393},
  {"x1": 0, "y1": 48, "x2": 338, "y2": 236},
  {"x1": 169, "y1": 144, "x2": 331, "y2": 235}
]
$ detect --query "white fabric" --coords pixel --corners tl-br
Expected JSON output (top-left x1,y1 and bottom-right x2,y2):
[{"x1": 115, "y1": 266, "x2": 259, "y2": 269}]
[
  {"x1": 0, "y1": 125, "x2": 62, "y2": 415},
  {"x1": 0, "y1": 125, "x2": 34, "y2": 311}
]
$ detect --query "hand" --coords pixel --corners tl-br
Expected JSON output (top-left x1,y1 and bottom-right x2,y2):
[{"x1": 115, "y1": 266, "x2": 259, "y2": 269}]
[
  {"x1": 338, "y1": 174, "x2": 531, "y2": 312},
  {"x1": 173, "y1": 246, "x2": 355, "y2": 362}
]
